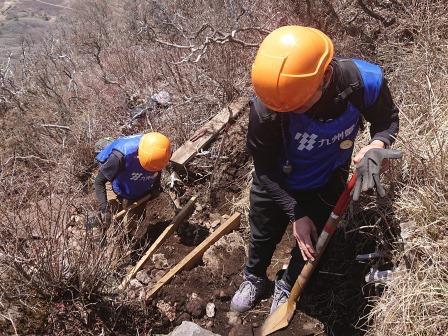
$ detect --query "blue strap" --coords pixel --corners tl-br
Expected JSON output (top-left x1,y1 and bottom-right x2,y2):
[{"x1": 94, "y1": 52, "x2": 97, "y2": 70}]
[{"x1": 352, "y1": 58, "x2": 383, "y2": 109}]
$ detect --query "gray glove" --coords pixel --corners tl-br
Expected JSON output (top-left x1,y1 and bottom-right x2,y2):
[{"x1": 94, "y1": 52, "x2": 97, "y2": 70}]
[
  {"x1": 84, "y1": 210, "x2": 111, "y2": 229},
  {"x1": 99, "y1": 210, "x2": 112, "y2": 228},
  {"x1": 353, "y1": 148, "x2": 402, "y2": 201}
]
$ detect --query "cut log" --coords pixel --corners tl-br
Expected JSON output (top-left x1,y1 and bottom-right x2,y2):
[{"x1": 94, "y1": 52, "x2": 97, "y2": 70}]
[
  {"x1": 170, "y1": 97, "x2": 248, "y2": 165},
  {"x1": 119, "y1": 196, "x2": 197, "y2": 290},
  {"x1": 146, "y1": 212, "x2": 241, "y2": 300}
]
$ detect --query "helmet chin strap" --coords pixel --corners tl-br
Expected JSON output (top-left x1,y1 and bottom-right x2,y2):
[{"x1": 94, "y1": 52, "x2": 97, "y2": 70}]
[{"x1": 322, "y1": 64, "x2": 334, "y2": 92}]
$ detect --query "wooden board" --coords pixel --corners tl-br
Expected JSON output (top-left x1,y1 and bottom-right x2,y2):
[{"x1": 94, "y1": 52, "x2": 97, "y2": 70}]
[
  {"x1": 170, "y1": 97, "x2": 248, "y2": 165},
  {"x1": 119, "y1": 196, "x2": 197, "y2": 290},
  {"x1": 145, "y1": 212, "x2": 241, "y2": 300}
]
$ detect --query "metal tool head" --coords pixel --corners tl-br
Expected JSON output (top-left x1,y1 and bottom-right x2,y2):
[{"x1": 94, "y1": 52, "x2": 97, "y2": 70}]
[{"x1": 258, "y1": 300, "x2": 296, "y2": 336}]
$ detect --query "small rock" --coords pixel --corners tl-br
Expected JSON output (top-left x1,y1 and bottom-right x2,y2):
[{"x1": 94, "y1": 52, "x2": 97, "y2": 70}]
[
  {"x1": 211, "y1": 220, "x2": 221, "y2": 228},
  {"x1": 206, "y1": 302, "x2": 215, "y2": 318},
  {"x1": 186, "y1": 293, "x2": 206, "y2": 318},
  {"x1": 169, "y1": 321, "x2": 219, "y2": 336},
  {"x1": 252, "y1": 321, "x2": 259, "y2": 328},
  {"x1": 226, "y1": 311, "x2": 241, "y2": 326},
  {"x1": 151, "y1": 90, "x2": 171, "y2": 106},
  {"x1": 129, "y1": 279, "x2": 143, "y2": 289},
  {"x1": 138, "y1": 288, "x2": 146, "y2": 301},
  {"x1": 152, "y1": 253, "x2": 169, "y2": 269},
  {"x1": 205, "y1": 320, "x2": 214, "y2": 329},
  {"x1": 135, "y1": 270, "x2": 151, "y2": 284},
  {"x1": 156, "y1": 300, "x2": 176, "y2": 322},
  {"x1": 127, "y1": 289, "x2": 138, "y2": 300}
]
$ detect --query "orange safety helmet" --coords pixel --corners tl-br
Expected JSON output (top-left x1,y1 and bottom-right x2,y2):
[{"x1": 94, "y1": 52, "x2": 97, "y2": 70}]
[
  {"x1": 138, "y1": 132, "x2": 171, "y2": 172},
  {"x1": 251, "y1": 25, "x2": 334, "y2": 112}
]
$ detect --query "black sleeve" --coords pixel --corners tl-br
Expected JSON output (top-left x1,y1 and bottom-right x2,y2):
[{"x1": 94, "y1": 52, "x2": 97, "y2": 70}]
[
  {"x1": 362, "y1": 79, "x2": 399, "y2": 146},
  {"x1": 94, "y1": 171, "x2": 109, "y2": 212},
  {"x1": 94, "y1": 150, "x2": 124, "y2": 212},
  {"x1": 247, "y1": 98, "x2": 306, "y2": 222},
  {"x1": 99, "y1": 150, "x2": 124, "y2": 181}
]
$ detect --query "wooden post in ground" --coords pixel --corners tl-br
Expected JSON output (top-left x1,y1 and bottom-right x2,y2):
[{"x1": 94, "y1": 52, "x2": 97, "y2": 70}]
[
  {"x1": 119, "y1": 196, "x2": 197, "y2": 290},
  {"x1": 145, "y1": 212, "x2": 241, "y2": 300}
]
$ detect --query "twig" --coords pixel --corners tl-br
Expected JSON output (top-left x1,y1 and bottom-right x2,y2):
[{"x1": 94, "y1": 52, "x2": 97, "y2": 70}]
[
  {"x1": 40, "y1": 124, "x2": 71, "y2": 131},
  {"x1": 346, "y1": 225, "x2": 378, "y2": 234},
  {"x1": 35, "y1": 0, "x2": 72, "y2": 10},
  {"x1": 155, "y1": 27, "x2": 268, "y2": 64},
  {"x1": 4, "y1": 155, "x2": 57, "y2": 166},
  {"x1": 357, "y1": 0, "x2": 396, "y2": 27},
  {"x1": 0, "y1": 312, "x2": 18, "y2": 336}
]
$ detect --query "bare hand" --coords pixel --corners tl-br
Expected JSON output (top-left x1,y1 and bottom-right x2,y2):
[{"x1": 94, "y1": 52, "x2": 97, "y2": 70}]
[
  {"x1": 353, "y1": 140, "x2": 385, "y2": 165},
  {"x1": 292, "y1": 217, "x2": 318, "y2": 261}
]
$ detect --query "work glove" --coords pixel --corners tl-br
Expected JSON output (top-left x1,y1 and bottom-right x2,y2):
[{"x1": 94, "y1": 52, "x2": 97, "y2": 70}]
[
  {"x1": 85, "y1": 211, "x2": 101, "y2": 229},
  {"x1": 99, "y1": 209, "x2": 112, "y2": 228},
  {"x1": 353, "y1": 148, "x2": 402, "y2": 201},
  {"x1": 84, "y1": 209, "x2": 111, "y2": 229}
]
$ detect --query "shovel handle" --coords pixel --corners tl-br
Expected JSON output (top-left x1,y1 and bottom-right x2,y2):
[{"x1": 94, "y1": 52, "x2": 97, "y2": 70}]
[
  {"x1": 113, "y1": 193, "x2": 154, "y2": 221},
  {"x1": 288, "y1": 172, "x2": 358, "y2": 303}
]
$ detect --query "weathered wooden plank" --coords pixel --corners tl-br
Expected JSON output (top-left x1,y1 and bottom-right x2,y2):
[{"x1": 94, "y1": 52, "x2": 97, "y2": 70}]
[
  {"x1": 170, "y1": 97, "x2": 248, "y2": 165},
  {"x1": 145, "y1": 212, "x2": 241, "y2": 300},
  {"x1": 119, "y1": 196, "x2": 197, "y2": 290}
]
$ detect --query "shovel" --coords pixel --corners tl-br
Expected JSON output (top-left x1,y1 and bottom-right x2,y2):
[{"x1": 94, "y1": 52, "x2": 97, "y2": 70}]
[{"x1": 259, "y1": 173, "x2": 358, "y2": 336}]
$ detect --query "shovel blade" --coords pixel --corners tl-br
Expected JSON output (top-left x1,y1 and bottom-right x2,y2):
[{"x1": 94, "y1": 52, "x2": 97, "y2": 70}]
[{"x1": 259, "y1": 301, "x2": 296, "y2": 336}]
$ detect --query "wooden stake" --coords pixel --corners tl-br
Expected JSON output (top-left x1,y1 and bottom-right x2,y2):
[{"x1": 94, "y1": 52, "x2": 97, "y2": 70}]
[
  {"x1": 119, "y1": 196, "x2": 197, "y2": 290},
  {"x1": 170, "y1": 97, "x2": 248, "y2": 165},
  {"x1": 145, "y1": 212, "x2": 241, "y2": 300}
]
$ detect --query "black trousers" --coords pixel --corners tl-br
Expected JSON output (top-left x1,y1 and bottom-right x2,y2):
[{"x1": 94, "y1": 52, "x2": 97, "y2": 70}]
[{"x1": 245, "y1": 167, "x2": 348, "y2": 286}]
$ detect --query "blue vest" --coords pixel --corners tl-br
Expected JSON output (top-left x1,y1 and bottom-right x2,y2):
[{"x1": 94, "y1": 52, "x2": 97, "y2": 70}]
[
  {"x1": 282, "y1": 59, "x2": 383, "y2": 190},
  {"x1": 96, "y1": 134, "x2": 159, "y2": 200}
]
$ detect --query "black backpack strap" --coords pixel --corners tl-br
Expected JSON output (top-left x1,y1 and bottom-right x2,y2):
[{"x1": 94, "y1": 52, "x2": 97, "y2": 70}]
[
  {"x1": 333, "y1": 58, "x2": 365, "y2": 111},
  {"x1": 333, "y1": 58, "x2": 366, "y2": 130}
]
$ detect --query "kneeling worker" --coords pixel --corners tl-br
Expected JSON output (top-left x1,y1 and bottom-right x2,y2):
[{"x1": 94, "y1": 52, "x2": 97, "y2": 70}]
[{"x1": 94, "y1": 132, "x2": 171, "y2": 236}]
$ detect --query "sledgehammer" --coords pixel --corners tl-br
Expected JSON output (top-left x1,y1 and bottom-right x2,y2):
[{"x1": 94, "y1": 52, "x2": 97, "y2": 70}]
[{"x1": 259, "y1": 173, "x2": 358, "y2": 336}]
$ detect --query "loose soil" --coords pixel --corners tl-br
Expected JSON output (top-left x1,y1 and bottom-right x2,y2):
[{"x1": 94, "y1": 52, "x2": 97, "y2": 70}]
[{"x1": 129, "y1": 107, "x2": 378, "y2": 335}]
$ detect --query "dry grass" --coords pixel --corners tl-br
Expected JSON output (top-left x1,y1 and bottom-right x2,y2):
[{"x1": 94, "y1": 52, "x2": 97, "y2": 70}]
[
  {"x1": 1, "y1": 0, "x2": 447, "y2": 334},
  {"x1": 362, "y1": 1, "x2": 448, "y2": 335}
]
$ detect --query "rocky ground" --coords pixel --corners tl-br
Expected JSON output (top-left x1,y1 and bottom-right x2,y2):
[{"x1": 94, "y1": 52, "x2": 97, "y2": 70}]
[{"x1": 114, "y1": 108, "x2": 377, "y2": 336}]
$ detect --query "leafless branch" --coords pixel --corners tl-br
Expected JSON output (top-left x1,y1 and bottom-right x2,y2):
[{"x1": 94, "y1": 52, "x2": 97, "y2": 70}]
[
  {"x1": 357, "y1": 0, "x2": 396, "y2": 27},
  {"x1": 40, "y1": 124, "x2": 71, "y2": 131},
  {"x1": 154, "y1": 27, "x2": 268, "y2": 64}
]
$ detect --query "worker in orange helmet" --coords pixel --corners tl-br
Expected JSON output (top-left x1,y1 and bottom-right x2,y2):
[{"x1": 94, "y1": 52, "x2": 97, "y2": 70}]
[
  {"x1": 93, "y1": 132, "x2": 171, "y2": 235},
  {"x1": 230, "y1": 26, "x2": 401, "y2": 314}
]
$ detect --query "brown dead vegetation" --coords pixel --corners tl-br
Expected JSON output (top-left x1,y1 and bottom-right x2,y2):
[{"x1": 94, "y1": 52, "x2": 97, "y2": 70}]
[{"x1": 0, "y1": 0, "x2": 447, "y2": 335}]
